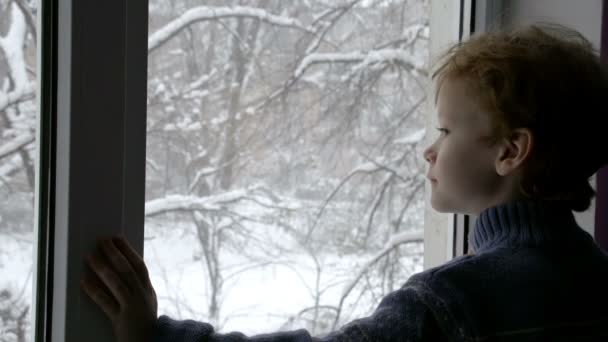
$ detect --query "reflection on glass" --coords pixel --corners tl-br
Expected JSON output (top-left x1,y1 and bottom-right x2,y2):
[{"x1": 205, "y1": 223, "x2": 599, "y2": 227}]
[
  {"x1": 0, "y1": 1, "x2": 38, "y2": 340},
  {"x1": 145, "y1": 0, "x2": 428, "y2": 335}
]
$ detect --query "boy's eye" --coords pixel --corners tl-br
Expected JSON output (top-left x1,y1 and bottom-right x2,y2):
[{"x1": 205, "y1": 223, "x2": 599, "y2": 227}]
[{"x1": 435, "y1": 127, "x2": 449, "y2": 136}]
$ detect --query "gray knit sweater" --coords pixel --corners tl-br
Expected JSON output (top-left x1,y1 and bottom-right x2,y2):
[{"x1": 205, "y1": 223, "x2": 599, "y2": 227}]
[{"x1": 153, "y1": 200, "x2": 608, "y2": 341}]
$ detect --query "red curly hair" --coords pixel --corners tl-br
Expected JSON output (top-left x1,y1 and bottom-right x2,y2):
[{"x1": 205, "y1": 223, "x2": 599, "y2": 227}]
[{"x1": 432, "y1": 24, "x2": 608, "y2": 212}]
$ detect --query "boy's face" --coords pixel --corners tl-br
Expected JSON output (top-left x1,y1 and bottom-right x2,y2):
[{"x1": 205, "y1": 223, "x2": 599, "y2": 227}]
[{"x1": 423, "y1": 77, "x2": 512, "y2": 215}]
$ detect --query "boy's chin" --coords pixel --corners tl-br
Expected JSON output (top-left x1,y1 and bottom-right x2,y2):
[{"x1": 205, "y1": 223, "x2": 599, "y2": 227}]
[
  {"x1": 429, "y1": 196, "x2": 450, "y2": 213},
  {"x1": 430, "y1": 196, "x2": 466, "y2": 215},
  {"x1": 431, "y1": 205, "x2": 455, "y2": 214}
]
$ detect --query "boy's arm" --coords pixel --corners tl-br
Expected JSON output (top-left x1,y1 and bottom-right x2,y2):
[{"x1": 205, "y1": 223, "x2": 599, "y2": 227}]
[
  {"x1": 81, "y1": 236, "x2": 447, "y2": 342},
  {"x1": 154, "y1": 316, "x2": 314, "y2": 342},
  {"x1": 153, "y1": 285, "x2": 447, "y2": 342}
]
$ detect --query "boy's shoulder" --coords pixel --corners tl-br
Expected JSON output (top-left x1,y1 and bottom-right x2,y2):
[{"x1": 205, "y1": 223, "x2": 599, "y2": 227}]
[
  {"x1": 403, "y1": 245, "x2": 608, "y2": 341},
  {"x1": 401, "y1": 249, "x2": 535, "y2": 339},
  {"x1": 407, "y1": 250, "x2": 490, "y2": 286},
  {"x1": 405, "y1": 244, "x2": 608, "y2": 316},
  {"x1": 404, "y1": 247, "x2": 531, "y2": 301}
]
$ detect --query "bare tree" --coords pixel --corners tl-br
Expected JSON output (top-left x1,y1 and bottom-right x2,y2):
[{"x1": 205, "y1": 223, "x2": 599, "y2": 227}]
[
  {"x1": 0, "y1": 2, "x2": 37, "y2": 338},
  {"x1": 143, "y1": 0, "x2": 429, "y2": 330}
]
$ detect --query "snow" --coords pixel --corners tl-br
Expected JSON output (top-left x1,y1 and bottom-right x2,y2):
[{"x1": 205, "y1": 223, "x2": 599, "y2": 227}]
[
  {"x1": 348, "y1": 157, "x2": 393, "y2": 174},
  {"x1": 244, "y1": 107, "x2": 256, "y2": 115},
  {"x1": 183, "y1": 122, "x2": 202, "y2": 131},
  {"x1": 190, "y1": 89, "x2": 210, "y2": 98},
  {"x1": 338, "y1": 230, "x2": 423, "y2": 307},
  {"x1": 184, "y1": 70, "x2": 217, "y2": 93},
  {"x1": 296, "y1": 22, "x2": 429, "y2": 79},
  {"x1": 0, "y1": 233, "x2": 33, "y2": 341},
  {"x1": 301, "y1": 70, "x2": 326, "y2": 88},
  {"x1": 145, "y1": 187, "x2": 302, "y2": 217},
  {"x1": 362, "y1": 48, "x2": 426, "y2": 72},
  {"x1": 168, "y1": 49, "x2": 185, "y2": 56},
  {"x1": 394, "y1": 128, "x2": 425, "y2": 145},
  {"x1": 0, "y1": 133, "x2": 34, "y2": 159},
  {"x1": 0, "y1": 155, "x2": 22, "y2": 180},
  {"x1": 0, "y1": 82, "x2": 35, "y2": 113},
  {"x1": 146, "y1": 194, "x2": 224, "y2": 216},
  {"x1": 295, "y1": 51, "x2": 365, "y2": 78},
  {"x1": 0, "y1": 222, "x2": 422, "y2": 337},
  {"x1": 0, "y1": 3, "x2": 29, "y2": 92},
  {"x1": 294, "y1": 48, "x2": 427, "y2": 79},
  {"x1": 403, "y1": 23, "x2": 429, "y2": 42},
  {"x1": 210, "y1": 111, "x2": 228, "y2": 126},
  {"x1": 143, "y1": 222, "x2": 423, "y2": 334},
  {"x1": 145, "y1": 230, "x2": 326, "y2": 332},
  {"x1": 148, "y1": 6, "x2": 314, "y2": 52}
]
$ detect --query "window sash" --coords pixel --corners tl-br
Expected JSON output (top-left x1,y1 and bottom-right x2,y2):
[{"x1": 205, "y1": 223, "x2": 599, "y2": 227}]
[
  {"x1": 423, "y1": 0, "x2": 466, "y2": 267},
  {"x1": 598, "y1": 0, "x2": 608, "y2": 252},
  {"x1": 33, "y1": 0, "x2": 149, "y2": 341}
]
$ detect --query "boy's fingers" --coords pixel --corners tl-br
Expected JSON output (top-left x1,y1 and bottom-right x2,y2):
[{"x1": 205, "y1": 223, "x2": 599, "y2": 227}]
[
  {"x1": 86, "y1": 253, "x2": 131, "y2": 305},
  {"x1": 112, "y1": 236, "x2": 154, "y2": 290},
  {"x1": 81, "y1": 277, "x2": 120, "y2": 318},
  {"x1": 99, "y1": 238, "x2": 143, "y2": 292}
]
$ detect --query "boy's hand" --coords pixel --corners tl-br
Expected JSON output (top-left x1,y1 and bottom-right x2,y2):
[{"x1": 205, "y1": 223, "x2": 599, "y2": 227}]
[{"x1": 81, "y1": 236, "x2": 158, "y2": 342}]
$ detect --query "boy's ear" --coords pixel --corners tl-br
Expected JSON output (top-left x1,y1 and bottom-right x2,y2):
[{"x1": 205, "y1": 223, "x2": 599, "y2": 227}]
[{"x1": 495, "y1": 128, "x2": 534, "y2": 176}]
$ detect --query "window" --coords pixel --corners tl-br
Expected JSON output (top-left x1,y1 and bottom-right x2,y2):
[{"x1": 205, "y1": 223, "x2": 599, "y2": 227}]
[
  {"x1": 0, "y1": 1, "x2": 38, "y2": 340},
  {"x1": 144, "y1": 0, "x2": 429, "y2": 335},
  {"x1": 8, "y1": 0, "x2": 469, "y2": 340},
  {"x1": 6, "y1": 0, "x2": 603, "y2": 340}
]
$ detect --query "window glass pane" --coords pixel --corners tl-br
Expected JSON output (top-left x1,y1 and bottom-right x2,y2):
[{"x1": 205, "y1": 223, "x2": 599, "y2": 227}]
[
  {"x1": 0, "y1": 0, "x2": 38, "y2": 340},
  {"x1": 145, "y1": 0, "x2": 428, "y2": 335}
]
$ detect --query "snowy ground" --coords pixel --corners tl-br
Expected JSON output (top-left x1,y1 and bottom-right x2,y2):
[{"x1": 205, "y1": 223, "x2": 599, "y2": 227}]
[
  {"x1": 0, "y1": 224, "x2": 423, "y2": 338},
  {"x1": 144, "y1": 221, "x2": 423, "y2": 335},
  {"x1": 0, "y1": 233, "x2": 33, "y2": 341}
]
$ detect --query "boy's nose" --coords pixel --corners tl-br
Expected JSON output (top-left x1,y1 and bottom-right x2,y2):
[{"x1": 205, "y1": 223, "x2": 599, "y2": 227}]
[{"x1": 423, "y1": 145, "x2": 436, "y2": 163}]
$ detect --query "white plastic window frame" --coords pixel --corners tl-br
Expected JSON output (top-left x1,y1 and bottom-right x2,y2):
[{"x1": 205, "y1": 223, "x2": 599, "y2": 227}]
[
  {"x1": 446, "y1": 0, "x2": 505, "y2": 258},
  {"x1": 31, "y1": 0, "x2": 149, "y2": 341},
  {"x1": 449, "y1": 0, "x2": 505, "y2": 259},
  {"x1": 423, "y1": 0, "x2": 481, "y2": 267}
]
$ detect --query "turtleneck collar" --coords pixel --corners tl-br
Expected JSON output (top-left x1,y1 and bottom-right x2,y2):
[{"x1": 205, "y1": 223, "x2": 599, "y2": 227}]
[{"x1": 469, "y1": 199, "x2": 584, "y2": 253}]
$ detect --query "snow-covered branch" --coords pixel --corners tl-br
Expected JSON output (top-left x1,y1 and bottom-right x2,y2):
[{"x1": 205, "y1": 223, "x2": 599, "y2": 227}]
[
  {"x1": 256, "y1": 36, "x2": 428, "y2": 112},
  {"x1": 0, "y1": 3, "x2": 36, "y2": 113},
  {"x1": 13, "y1": 0, "x2": 37, "y2": 44},
  {"x1": 393, "y1": 128, "x2": 426, "y2": 145},
  {"x1": 304, "y1": 0, "x2": 362, "y2": 55},
  {"x1": 0, "y1": 133, "x2": 34, "y2": 160},
  {"x1": 375, "y1": 23, "x2": 429, "y2": 50},
  {"x1": 332, "y1": 229, "x2": 423, "y2": 328},
  {"x1": 294, "y1": 48, "x2": 427, "y2": 79},
  {"x1": 148, "y1": 6, "x2": 314, "y2": 53},
  {"x1": 145, "y1": 186, "x2": 300, "y2": 217},
  {"x1": 146, "y1": 191, "x2": 242, "y2": 216},
  {"x1": 343, "y1": 230, "x2": 423, "y2": 295},
  {"x1": 0, "y1": 155, "x2": 22, "y2": 181},
  {"x1": 0, "y1": 83, "x2": 35, "y2": 113},
  {"x1": 363, "y1": 173, "x2": 393, "y2": 244},
  {"x1": 0, "y1": 3, "x2": 29, "y2": 92},
  {"x1": 305, "y1": 151, "x2": 422, "y2": 242}
]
